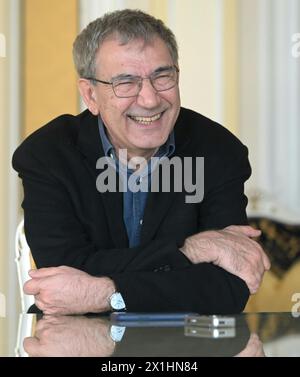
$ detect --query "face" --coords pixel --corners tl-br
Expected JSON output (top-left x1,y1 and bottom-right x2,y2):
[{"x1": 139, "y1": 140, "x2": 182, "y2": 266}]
[{"x1": 79, "y1": 36, "x2": 181, "y2": 159}]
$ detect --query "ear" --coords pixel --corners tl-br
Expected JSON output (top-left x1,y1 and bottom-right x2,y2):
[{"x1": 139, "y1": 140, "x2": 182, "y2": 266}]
[{"x1": 78, "y1": 79, "x2": 99, "y2": 115}]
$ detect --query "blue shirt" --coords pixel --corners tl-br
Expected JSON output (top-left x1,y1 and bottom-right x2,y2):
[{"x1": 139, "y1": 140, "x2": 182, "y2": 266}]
[{"x1": 98, "y1": 117, "x2": 175, "y2": 247}]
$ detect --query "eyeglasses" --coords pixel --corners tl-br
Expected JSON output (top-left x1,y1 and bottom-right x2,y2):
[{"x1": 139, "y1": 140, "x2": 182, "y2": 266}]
[{"x1": 85, "y1": 65, "x2": 179, "y2": 98}]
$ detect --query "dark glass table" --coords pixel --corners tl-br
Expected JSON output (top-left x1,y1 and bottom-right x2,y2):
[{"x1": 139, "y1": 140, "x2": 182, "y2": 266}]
[{"x1": 1, "y1": 312, "x2": 300, "y2": 357}]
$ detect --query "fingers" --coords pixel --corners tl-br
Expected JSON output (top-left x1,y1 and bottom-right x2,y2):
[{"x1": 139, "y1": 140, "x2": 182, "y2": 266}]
[
  {"x1": 35, "y1": 317, "x2": 50, "y2": 331},
  {"x1": 225, "y1": 226, "x2": 270, "y2": 269},
  {"x1": 226, "y1": 225, "x2": 262, "y2": 238},
  {"x1": 261, "y1": 250, "x2": 271, "y2": 270},
  {"x1": 235, "y1": 333, "x2": 264, "y2": 357},
  {"x1": 34, "y1": 298, "x2": 58, "y2": 315},
  {"x1": 25, "y1": 267, "x2": 60, "y2": 297},
  {"x1": 29, "y1": 267, "x2": 61, "y2": 278},
  {"x1": 245, "y1": 265, "x2": 264, "y2": 294},
  {"x1": 34, "y1": 296, "x2": 45, "y2": 312},
  {"x1": 224, "y1": 235, "x2": 266, "y2": 293},
  {"x1": 25, "y1": 268, "x2": 58, "y2": 295},
  {"x1": 23, "y1": 336, "x2": 41, "y2": 357},
  {"x1": 248, "y1": 275, "x2": 262, "y2": 294},
  {"x1": 26, "y1": 266, "x2": 69, "y2": 297},
  {"x1": 242, "y1": 239, "x2": 267, "y2": 293},
  {"x1": 209, "y1": 225, "x2": 269, "y2": 294},
  {"x1": 226, "y1": 225, "x2": 270, "y2": 270},
  {"x1": 248, "y1": 237, "x2": 271, "y2": 272},
  {"x1": 23, "y1": 279, "x2": 40, "y2": 295}
]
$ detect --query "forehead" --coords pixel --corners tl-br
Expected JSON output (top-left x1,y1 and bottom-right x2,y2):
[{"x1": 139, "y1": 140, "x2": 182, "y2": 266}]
[{"x1": 95, "y1": 36, "x2": 173, "y2": 75}]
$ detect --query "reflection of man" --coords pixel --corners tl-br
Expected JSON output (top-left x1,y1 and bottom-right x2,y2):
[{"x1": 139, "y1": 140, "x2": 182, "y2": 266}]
[
  {"x1": 13, "y1": 9, "x2": 270, "y2": 315},
  {"x1": 24, "y1": 316, "x2": 115, "y2": 357},
  {"x1": 235, "y1": 333, "x2": 265, "y2": 357},
  {"x1": 23, "y1": 314, "x2": 264, "y2": 357}
]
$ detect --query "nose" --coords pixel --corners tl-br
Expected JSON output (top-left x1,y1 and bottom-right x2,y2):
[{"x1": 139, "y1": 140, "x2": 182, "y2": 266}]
[{"x1": 136, "y1": 78, "x2": 161, "y2": 108}]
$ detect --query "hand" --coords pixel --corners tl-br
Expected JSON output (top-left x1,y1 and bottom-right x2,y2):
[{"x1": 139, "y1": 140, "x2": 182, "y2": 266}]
[
  {"x1": 23, "y1": 315, "x2": 116, "y2": 357},
  {"x1": 23, "y1": 266, "x2": 116, "y2": 315},
  {"x1": 235, "y1": 333, "x2": 265, "y2": 357},
  {"x1": 180, "y1": 225, "x2": 271, "y2": 294}
]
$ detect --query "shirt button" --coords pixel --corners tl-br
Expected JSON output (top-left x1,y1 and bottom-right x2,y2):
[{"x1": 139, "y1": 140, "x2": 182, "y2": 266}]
[{"x1": 139, "y1": 219, "x2": 143, "y2": 225}]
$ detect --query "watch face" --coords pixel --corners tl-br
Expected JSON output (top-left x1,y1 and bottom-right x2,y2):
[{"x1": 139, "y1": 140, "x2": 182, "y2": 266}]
[
  {"x1": 110, "y1": 292, "x2": 126, "y2": 310},
  {"x1": 110, "y1": 325, "x2": 126, "y2": 342}
]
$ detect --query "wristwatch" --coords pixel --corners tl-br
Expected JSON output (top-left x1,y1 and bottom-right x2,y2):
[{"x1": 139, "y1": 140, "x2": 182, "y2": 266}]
[
  {"x1": 109, "y1": 292, "x2": 126, "y2": 311},
  {"x1": 110, "y1": 325, "x2": 126, "y2": 342}
]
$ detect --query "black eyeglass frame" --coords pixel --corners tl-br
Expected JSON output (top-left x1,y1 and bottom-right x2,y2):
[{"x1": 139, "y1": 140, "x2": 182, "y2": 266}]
[{"x1": 85, "y1": 65, "x2": 179, "y2": 98}]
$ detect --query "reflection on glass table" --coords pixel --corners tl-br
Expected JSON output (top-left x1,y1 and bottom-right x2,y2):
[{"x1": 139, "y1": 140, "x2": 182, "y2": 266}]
[
  {"x1": 22, "y1": 315, "x2": 115, "y2": 357},
  {"x1": 246, "y1": 312, "x2": 300, "y2": 357},
  {"x1": 12, "y1": 312, "x2": 300, "y2": 357}
]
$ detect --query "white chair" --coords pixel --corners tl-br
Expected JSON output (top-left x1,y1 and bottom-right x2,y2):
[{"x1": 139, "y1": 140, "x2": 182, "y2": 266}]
[
  {"x1": 15, "y1": 219, "x2": 35, "y2": 312},
  {"x1": 15, "y1": 313, "x2": 36, "y2": 357}
]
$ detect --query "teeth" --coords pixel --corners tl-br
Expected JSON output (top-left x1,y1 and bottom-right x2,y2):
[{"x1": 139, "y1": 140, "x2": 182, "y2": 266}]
[{"x1": 129, "y1": 113, "x2": 162, "y2": 124}]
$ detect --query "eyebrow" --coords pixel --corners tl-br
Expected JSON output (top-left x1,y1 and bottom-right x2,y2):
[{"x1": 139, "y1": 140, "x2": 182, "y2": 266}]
[
  {"x1": 153, "y1": 65, "x2": 174, "y2": 73},
  {"x1": 111, "y1": 65, "x2": 174, "y2": 81}
]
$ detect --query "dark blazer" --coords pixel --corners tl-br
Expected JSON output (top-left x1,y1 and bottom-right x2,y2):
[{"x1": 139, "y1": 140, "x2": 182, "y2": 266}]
[{"x1": 13, "y1": 107, "x2": 251, "y2": 314}]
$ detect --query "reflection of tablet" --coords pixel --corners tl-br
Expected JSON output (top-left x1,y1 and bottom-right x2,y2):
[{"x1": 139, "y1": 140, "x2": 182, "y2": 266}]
[
  {"x1": 185, "y1": 315, "x2": 236, "y2": 328},
  {"x1": 110, "y1": 312, "x2": 196, "y2": 327},
  {"x1": 184, "y1": 326, "x2": 236, "y2": 339}
]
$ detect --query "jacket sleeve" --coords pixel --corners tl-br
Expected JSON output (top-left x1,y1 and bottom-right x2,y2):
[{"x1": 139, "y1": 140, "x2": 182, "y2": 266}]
[
  {"x1": 111, "y1": 264, "x2": 249, "y2": 314},
  {"x1": 198, "y1": 138, "x2": 252, "y2": 231}
]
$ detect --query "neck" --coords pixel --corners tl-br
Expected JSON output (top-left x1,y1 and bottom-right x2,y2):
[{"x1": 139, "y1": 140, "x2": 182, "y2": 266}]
[
  {"x1": 124, "y1": 147, "x2": 158, "y2": 162},
  {"x1": 105, "y1": 130, "x2": 159, "y2": 169},
  {"x1": 107, "y1": 135, "x2": 158, "y2": 162},
  {"x1": 118, "y1": 147, "x2": 158, "y2": 172}
]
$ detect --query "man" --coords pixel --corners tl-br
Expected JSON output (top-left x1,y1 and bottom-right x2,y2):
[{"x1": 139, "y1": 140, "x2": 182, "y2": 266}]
[{"x1": 13, "y1": 9, "x2": 270, "y2": 315}]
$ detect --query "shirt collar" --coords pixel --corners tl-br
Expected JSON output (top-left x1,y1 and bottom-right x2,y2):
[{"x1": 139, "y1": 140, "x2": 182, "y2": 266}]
[
  {"x1": 98, "y1": 116, "x2": 175, "y2": 160},
  {"x1": 98, "y1": 117, "x2": 115, "y2": 158}
]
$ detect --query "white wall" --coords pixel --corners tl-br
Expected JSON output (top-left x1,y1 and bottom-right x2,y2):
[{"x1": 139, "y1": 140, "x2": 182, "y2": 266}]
[
  {"x1": 0, "y1": 0, "x2": 21, "y2": 355},
  {"x1": 167, "y1": 0, "x2": 224, "y2": 123},
  {"x1": 0, "y1": 0, "x2": 9, "y2": 320}
]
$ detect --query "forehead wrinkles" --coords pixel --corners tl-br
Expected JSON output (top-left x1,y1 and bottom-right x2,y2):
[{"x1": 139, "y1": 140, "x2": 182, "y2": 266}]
[{"x1": 95, "y1": 37, "x2": 172, "y2": 77}]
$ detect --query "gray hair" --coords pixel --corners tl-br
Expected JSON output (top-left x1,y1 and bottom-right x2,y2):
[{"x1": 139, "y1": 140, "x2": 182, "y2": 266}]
[{"x1": 73, "y1": 9, "x2": 178, "y2": 78}]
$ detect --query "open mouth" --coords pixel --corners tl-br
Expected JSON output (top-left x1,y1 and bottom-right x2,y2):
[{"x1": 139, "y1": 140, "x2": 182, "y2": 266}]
[{"x1": 127, "y1": 111, "x2": 164, "y2": 125}]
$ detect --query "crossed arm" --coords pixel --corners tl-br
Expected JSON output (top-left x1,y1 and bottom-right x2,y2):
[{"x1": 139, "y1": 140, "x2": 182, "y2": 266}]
[{"x1": 24, "y1": 224, "x2": 270, "y2": 315}]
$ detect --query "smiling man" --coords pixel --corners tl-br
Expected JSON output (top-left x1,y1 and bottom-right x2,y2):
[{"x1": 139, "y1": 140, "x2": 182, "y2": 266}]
[{"x1": 13, "y1": 9, "x2": 270, "y2": 315}]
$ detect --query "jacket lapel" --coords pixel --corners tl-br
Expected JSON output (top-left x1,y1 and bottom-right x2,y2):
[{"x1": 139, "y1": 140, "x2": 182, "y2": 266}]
[
  {"x1": 140, "y1": 190, "x2": 177, "y2": 244},
  {"x1": 75, "y1": 111, "x2": 128, "y2": 248},
  {"x1": 140, "y1": 110, "x2": 191, "y2": 244}
]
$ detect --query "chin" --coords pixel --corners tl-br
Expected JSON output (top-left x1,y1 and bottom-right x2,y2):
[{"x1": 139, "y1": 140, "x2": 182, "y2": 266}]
[
  {"x1": 133, "y1": 143, "x2": 160, "y2": 151},
  {"x1": 135, "y1": 133, "x2": 169, "y2": 149},
  {"x1": 135, "y1": 141, "x2": 165, "y2": 152}
]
